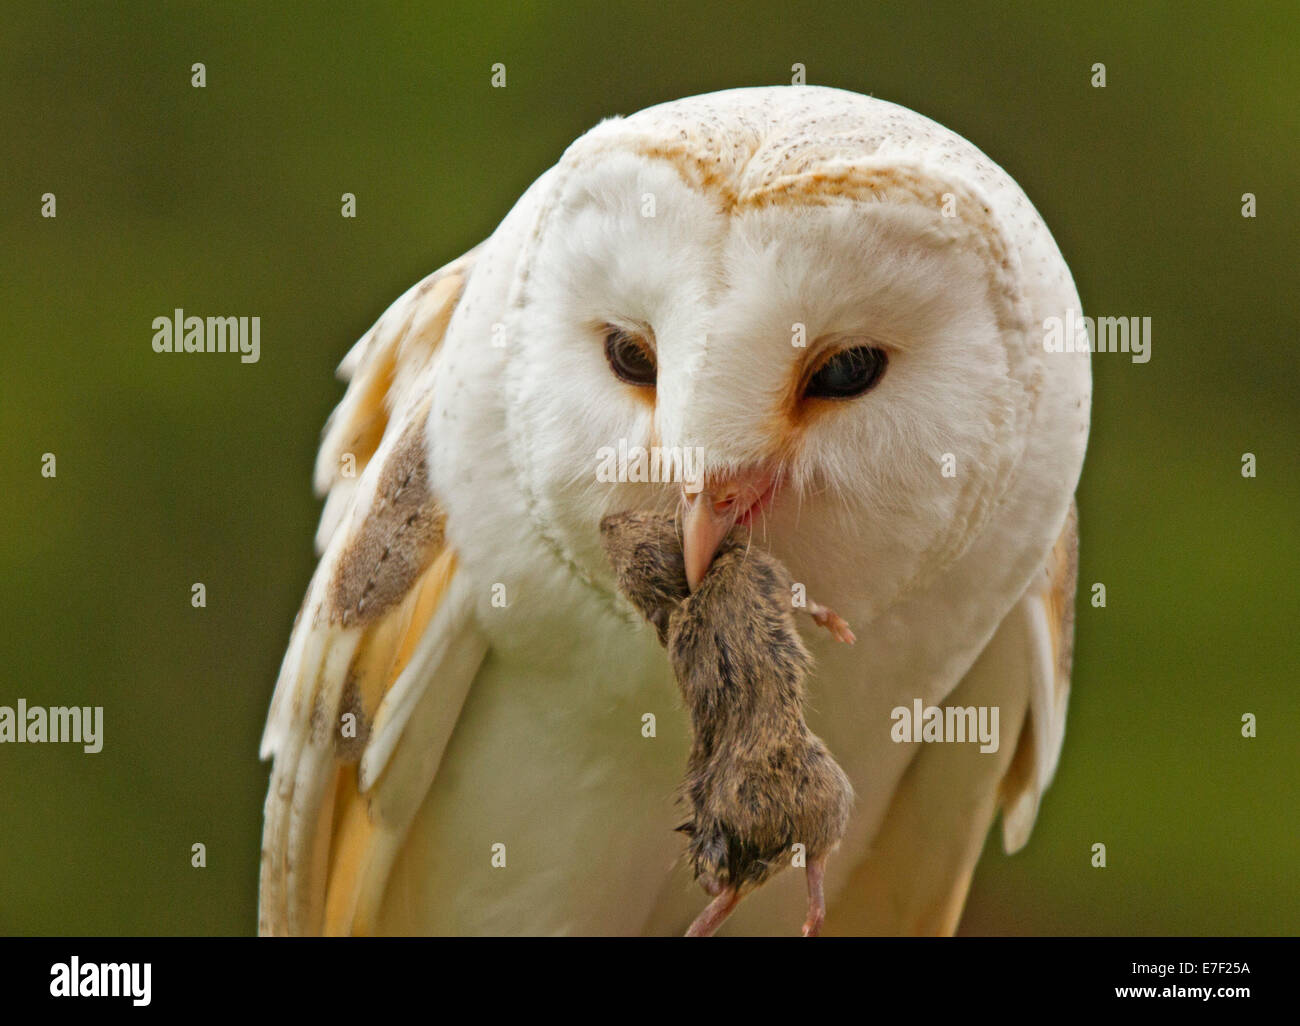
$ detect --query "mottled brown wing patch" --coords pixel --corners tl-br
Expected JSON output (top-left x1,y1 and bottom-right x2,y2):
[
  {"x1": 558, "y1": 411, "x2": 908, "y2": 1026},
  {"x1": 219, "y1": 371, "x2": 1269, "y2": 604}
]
[{"x1": 329, "y1": 408, "x2": 447, "y2": 628}]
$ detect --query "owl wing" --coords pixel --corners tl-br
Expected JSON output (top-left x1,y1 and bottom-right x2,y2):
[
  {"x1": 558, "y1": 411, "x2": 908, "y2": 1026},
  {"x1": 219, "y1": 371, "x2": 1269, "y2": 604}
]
[
  {"x1": 259, "y1": 247, "x2": 490, "y2": 936},
  {"x1": 997, "y1": 498, "x2": 1078, "y2": 852},
  {"x1": 829, "y1": 501, "x2": 1078, "y2": 935}
]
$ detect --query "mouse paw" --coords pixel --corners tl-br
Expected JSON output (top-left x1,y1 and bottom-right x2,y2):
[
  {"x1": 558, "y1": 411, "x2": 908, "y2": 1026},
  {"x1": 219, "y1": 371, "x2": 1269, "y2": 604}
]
[{"x1": 811, "y1": 605, "x2": 856, "y2": 645}]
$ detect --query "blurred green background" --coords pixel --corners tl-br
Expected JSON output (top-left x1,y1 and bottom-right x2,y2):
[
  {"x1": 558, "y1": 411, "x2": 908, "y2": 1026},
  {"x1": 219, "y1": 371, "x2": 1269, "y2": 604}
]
[{"x1": 1, "y1": 2, "x2": 1295, "y2": 935}]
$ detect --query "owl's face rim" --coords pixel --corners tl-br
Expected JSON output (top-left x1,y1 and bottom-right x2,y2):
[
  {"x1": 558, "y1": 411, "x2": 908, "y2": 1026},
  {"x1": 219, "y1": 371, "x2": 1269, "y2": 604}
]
[{"x1": 496, "y1": 101, "x2": 1044, "y2": 624}]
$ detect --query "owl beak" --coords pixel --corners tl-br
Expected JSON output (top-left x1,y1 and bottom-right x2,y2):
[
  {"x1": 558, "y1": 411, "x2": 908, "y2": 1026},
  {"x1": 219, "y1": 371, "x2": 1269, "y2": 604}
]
[{"x1": 681, "y1": 468, "x2": 777, "y2": 590}]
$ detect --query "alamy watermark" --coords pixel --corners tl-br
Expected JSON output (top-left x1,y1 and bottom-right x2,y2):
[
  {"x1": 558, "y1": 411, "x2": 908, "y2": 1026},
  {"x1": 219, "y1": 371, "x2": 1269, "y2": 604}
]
[
  {"x1": 890, "y1": 698, "x2": 999, "y2": 753},
  {"x1": 0, "y1": 699, "x2": 103, "y2": 753},
  {"x1": 50, "y1": 957, "x2": 150, "y2": 1006},
  {"x1": 595, "y1": 440, "x2": 705, "y2": 493},
  {"x1": 152, "y1": 308, "x2": 260, "y2": 363},
  {"x1": 1044, "y1": 309, "x2": 1151, "y2": 364}
]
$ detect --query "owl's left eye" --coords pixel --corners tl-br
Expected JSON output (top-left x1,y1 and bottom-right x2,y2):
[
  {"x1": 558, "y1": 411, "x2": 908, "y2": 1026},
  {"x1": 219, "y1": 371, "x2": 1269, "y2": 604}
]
[
  {"x1": 604, "y1": 327, "x2": 657, "y2": 387},
  {"x1": 804, "y1": 345, "x2": 888, "y2": 400}
]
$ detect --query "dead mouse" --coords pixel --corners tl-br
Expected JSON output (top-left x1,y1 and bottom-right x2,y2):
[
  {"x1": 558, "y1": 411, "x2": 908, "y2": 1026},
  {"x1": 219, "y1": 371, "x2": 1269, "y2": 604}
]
[{"x1": 600, "y1": 510, "x2": 855, "y2": 937}]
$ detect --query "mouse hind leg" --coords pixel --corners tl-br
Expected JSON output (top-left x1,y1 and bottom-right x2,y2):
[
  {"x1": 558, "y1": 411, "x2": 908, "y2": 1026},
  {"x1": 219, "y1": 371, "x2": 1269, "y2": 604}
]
[
  {"x1": 685, "y1": 856, "x2": 828, "y2": 937},
  {"x1": 685, "y1": 887, "x2": 742, "y2": 937},
  {"x1": 802, "y1": 854, "x2": 828, "y2": 937}
]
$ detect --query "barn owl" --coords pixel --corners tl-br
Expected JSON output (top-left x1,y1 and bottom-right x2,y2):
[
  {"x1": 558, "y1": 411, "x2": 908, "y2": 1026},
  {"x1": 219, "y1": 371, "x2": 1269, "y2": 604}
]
[{"x1": 259, "y1": 85, "x2": 1089, "y2": 936}]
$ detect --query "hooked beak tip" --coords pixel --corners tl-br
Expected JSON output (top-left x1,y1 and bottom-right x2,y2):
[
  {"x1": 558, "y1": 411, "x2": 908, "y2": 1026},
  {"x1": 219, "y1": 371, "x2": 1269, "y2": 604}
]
[
  {"x1": 678, "y1": 465, "x2": 777, "y2": 590},
  {"x1": 682, "y1": 488, "x2": 732, "y2": 591}
]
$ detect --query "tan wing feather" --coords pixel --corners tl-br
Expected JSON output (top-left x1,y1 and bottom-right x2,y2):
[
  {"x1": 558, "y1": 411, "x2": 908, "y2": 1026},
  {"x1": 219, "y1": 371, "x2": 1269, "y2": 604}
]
[
  {"x1": 259, "y1": 249, "x2": 487, "y2": 936},
  {"x1": 312, "y1": 248, "x2": 478, "y2": 554},
  {"x1": 999, "y1": 498, "x2": 1078, "y2": 852}
]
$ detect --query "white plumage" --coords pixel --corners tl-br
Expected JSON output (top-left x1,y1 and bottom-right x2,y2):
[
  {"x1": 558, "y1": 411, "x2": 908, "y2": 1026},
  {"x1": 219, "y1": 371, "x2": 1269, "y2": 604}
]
[{"x1": 259, "y1": 85, "x2": 1089, "y2": 935}]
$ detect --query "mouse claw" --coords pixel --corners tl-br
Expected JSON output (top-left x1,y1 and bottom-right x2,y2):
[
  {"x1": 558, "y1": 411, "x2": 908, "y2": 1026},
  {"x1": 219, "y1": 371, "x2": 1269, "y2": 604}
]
[
  {"x1": 827, "y1": 615, "x2": 855, "y2": 645},
  {"x1": 811, "y1": 604, "x2": 855, "y2": 645}
]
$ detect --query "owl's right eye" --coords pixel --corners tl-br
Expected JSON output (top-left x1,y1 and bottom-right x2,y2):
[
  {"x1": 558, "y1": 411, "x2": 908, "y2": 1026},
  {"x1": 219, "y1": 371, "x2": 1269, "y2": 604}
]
[
  {"x1": 604, "y1": 327, "x2": 657, "y2": 387},
  {"x1": 804, "y1": 345, "x2": 888, "y2": 400}
]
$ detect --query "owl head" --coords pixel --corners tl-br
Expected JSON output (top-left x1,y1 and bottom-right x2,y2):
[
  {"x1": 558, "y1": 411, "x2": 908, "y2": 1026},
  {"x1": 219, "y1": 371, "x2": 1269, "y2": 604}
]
[{"x1": 488, "y1": 86, "x2": 1089, "y2": 624}]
